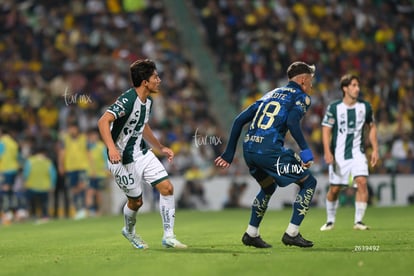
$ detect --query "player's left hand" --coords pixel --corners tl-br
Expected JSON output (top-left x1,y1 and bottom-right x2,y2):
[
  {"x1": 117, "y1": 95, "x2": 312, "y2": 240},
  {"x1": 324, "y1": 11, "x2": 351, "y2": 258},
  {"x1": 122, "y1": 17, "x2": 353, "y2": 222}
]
[
  {"x1": 161, "y1": 147, "x2": 174, "y2": 162},
  {"x1": 215, "y1": 156, "x2": 230, "y2": 168},
  {"x1": 370, "y1": 150, "x2": 379, "y2": 167},
  {"x1": 301, "y1": 160, "x2": 314, "y2": 169}
]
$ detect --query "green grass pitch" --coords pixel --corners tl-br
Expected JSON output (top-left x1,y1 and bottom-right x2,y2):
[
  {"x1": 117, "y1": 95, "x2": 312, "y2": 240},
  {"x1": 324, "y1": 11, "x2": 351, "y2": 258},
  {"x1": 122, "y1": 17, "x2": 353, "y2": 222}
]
[{"x1": 1, "y1": 206, "x2": 413, "y2": 276}]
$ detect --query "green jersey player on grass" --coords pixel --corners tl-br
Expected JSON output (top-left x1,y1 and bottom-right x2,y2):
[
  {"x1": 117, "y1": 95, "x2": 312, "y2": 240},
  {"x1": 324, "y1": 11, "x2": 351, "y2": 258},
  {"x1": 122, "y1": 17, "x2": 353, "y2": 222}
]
[
  {"x1": 98, "y1": 59, "x2": 187, "y2": 249},
  {"x1": 320, "y1": 74, "x2": 379, "y2": 231}
]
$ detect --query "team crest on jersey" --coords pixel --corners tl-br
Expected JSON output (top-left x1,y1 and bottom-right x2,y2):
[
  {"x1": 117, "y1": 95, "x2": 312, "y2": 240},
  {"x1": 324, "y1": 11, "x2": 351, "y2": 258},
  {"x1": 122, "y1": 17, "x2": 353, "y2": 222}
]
[
  {"x1": 296, "y1": 100, "x2": 307, "y2": 113},
  {"x1": 305, "y1": 96, "x2": 311, "y2": 106}
]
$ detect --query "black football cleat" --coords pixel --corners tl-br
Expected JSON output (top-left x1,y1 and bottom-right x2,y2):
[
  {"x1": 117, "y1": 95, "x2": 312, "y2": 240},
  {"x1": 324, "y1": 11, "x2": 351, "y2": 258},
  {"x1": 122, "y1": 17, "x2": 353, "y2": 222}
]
[
  {"x1": 242, "y1": 232, "x2": 272, "y2": 248},
  {"x1": 281, "y1": 232, "x2": 313, "y2": 248}
]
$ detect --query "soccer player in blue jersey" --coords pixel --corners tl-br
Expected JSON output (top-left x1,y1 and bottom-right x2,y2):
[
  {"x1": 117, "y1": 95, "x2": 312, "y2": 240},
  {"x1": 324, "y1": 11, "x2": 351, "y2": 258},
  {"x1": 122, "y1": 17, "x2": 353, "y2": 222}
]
[
  {"x1": 98, "y1": 59, "x2": 187, "y2": 249},
  {"x1": 215, "y1": 61, "x2": 317, "y2": 248}
]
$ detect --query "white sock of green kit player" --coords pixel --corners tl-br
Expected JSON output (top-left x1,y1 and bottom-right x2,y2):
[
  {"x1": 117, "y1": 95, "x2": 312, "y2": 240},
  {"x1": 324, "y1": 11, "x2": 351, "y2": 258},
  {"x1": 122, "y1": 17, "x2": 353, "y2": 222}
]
[
  {"x1": 160, "y1": 194, "x2": 175, "y2": 238},
  {"x1": 123, "y1": 203, "x2": 137, "y2": 234}
]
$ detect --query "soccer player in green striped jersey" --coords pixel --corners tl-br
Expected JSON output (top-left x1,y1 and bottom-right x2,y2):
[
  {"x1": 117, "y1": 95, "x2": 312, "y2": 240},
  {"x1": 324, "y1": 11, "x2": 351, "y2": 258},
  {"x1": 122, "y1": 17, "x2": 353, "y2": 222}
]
[
  {"x1": 98, "y1": 59, "x2": 187, "y2": 249},
  {"x1": 320, "y1": 74, "x2": 379, "y2": 231}
]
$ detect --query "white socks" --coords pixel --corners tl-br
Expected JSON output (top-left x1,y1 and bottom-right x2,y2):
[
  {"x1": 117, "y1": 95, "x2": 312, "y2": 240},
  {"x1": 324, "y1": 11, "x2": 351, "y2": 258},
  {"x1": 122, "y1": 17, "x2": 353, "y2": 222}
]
[
  {"x1": 123, "y1": 204, "x2": 137, "y2": 234},
  {"x1": 160, "y1": 195, "x2": 175, "y2": 238},
  {"x1": 123, "y1": 195, "x2": 177, "y2": 239},
  {"x1": 326, "y1": 199, "x2": 339, "y2": 223},
  {"x1": 246, "y1": 225, "x2": 259, "y2": 237},
  {"x1": 355, "y1": 201, "x2": 367, "y2": 223},
  {"x1": 286, "y1": 223, "x2": 299, "y2": 237},
  {"x1": 325, "y1": 199, "x2": 367, "y2": 224}
]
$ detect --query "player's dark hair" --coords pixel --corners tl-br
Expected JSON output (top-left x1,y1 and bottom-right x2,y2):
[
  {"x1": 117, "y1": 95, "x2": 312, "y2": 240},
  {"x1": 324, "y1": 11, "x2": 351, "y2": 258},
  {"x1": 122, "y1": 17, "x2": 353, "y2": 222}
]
[
  {"x1": 287, "y1": 61, "x2": 315, "y2": 79},
  {"x1": 340, "y1": 74, "x2": 360, "y2": 96},
  {"x1": 130, "y1": 59, "x2": 156, "y2": 87}
]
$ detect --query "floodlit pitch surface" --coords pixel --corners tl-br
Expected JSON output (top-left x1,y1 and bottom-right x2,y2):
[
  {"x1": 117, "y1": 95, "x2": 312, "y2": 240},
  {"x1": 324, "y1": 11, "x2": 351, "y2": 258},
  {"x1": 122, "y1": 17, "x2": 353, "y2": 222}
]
[{"x1": 1, "y1": 206, "x2": 413, "y2": 276}]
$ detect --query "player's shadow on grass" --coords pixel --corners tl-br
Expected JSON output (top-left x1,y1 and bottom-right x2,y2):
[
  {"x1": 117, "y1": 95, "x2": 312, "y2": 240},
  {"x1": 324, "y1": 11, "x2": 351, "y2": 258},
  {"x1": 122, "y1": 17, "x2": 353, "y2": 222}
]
[
  {"x1": 302, "y1": 247, "x2": 357, "y2": 252},
  {"x1": 303, "y1": 247, "x2": 414, "y2": 253},
  {"x1": 152, "y1": 246, "x2": 272, "y2": 254}
]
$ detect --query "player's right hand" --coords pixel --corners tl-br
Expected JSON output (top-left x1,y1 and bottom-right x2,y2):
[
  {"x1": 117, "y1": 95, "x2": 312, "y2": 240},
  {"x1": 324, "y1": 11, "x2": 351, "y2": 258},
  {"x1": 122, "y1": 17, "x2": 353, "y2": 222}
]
[
  {"x1": 215, "y1": 156, "x2": 230, "y2": 168},
  {"x1": 300, "y1": 149, "x2": 314, "y2": 163},
  {"x1": 324, "y1": 152, "x2": 334, "y2": 165},
  {"x1": 108, "y1": 147, "x2": 121, "y2": 164}
]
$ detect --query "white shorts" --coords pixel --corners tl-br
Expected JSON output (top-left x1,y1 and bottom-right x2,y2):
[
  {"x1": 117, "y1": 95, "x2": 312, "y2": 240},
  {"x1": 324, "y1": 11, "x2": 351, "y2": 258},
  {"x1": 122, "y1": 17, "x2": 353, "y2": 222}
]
[
  {"x1": 328, "y1": 155, "x2": 368, "y2": 185},
  {"x1": 107, "y1": 150, "x2": 168, "y2": 198}
]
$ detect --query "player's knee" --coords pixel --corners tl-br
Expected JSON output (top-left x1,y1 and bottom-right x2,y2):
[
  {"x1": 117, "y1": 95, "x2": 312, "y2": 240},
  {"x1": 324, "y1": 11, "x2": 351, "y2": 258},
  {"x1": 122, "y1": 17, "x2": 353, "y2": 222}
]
[
  {"x1": 329, "y1": 185, "x2": 341, "y2": 195},
  {"x1": 128, "y1": 197, "x2": 143, "y2": 210},
  {"x1": 303, "y1": 174, "x2": 317, "y2": 189},
  {"x1": 262, "y1": 182, "x2": 276, "y2": 195},
  {"x1": 355, "y1": 177, "x2": 367, "y2": 189},
  {"x1": 156, "y1": 180, "x2": 174, "y2": 196}
]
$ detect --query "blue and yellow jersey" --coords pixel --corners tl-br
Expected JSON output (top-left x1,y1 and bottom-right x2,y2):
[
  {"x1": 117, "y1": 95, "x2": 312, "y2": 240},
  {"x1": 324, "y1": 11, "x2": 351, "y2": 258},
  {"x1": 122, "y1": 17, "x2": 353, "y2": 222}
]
[
  {"x1": 61, "y1": 133, "x2": 89, "y2": 171},
  {"x1": 0, "y1": 134, "x2": 19, "y2": 173},
  {"x1": 221, "y1": 81, "x2": 312, "y2": 163},
  {"x1": 23, "y1": 154, "x2": 57, "y2": 191},
  {"x1": 243, "y1": 81, "x2": 311, "y2": 154},
  {"x1": 88, "y1": 140, "x2": 108, "y2": 178}
]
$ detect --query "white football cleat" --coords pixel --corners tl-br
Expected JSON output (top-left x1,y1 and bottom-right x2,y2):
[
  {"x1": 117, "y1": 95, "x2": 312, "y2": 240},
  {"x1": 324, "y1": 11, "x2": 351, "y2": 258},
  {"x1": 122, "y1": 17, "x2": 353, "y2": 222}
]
[
  {"x1": 320, "y1": 221, "x2": 334, "y2": 231},
  {"x1": 162, "y1": 236, "x2": 187, "y2": 248},
  {"x1": 353, "y1": 221, "x2": 370, "y2": 230},
  {"x1": 122, "y1": 228, "x2": 149, "y2": 249}
]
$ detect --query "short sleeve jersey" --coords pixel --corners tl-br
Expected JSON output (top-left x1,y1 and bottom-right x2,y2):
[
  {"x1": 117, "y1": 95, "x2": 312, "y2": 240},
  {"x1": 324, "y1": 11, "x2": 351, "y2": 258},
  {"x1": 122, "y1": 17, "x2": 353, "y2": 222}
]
[
  {"x1": 321, "y1": 99, "x2": 374, "y2": 161},
  {"x1": 106, "y1": 88, "x2": 152, "y2": 164}
]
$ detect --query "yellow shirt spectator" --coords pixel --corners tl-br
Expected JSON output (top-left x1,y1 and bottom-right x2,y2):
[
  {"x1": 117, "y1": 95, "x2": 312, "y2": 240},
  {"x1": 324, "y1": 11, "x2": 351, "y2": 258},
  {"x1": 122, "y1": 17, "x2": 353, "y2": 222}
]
[
  {"x1": 60, "y1": 125, "x2": 89, "y2": 172},
  {"x1": 37, "y1": 99, "x2": 59, "y2": 129},
  {"x1": 0, "y1": 133, "x2": 19, "y2": 173}
]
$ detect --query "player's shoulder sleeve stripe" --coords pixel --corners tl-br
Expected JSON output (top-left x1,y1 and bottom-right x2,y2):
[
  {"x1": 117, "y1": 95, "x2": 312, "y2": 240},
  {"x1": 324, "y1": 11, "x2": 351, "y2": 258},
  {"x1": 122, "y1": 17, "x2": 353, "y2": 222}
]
[
  {"x1": 327, "y1": 99, "x2": 342, "y2": 113},
  {"x1": 321, "y1": 99, "x2": 341, "y2": 127},
  {"x1": 359, "y1": 99, "x2": 374, "y2": 123},
  {"x1": 120, "y1": 88, "x2": 138, "y2": 108},
  {"x1": 107, "y1": 88, "x2": 137, "y2": 119},
  {"x1": 360, "y1": 99, "x2": 372, "y2": 110}
]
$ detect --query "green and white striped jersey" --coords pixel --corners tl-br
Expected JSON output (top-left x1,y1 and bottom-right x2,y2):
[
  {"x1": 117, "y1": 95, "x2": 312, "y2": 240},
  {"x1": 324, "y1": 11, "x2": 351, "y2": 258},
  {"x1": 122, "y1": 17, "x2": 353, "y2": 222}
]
[
  {"x1": 106, "y1": 88, "x2": 153, "y2": 164},
  {"x1": 321, "y1": 99, "x2": 374, "y2": 161}
]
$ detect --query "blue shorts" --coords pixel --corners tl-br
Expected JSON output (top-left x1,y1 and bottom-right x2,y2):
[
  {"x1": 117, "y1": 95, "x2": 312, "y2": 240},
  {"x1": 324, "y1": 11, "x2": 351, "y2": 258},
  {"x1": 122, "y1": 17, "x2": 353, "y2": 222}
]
[
  {"x1": 243, "y1": 149, "x2": 311, "y2": 187},
  {"x1": 1, "y1": 171, "x2": 17, "y2": 187},
  {"x1": 89, "y1": 178, "x2": 106, "y2": 190},
  {"x1": 65, "y1": 170, "x2": 88, "y2": 188}
]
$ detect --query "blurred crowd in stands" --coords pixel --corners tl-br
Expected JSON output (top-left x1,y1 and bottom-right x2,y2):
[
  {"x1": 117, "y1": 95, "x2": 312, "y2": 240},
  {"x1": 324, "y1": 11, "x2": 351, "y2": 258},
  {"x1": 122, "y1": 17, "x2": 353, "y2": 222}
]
[
  {"x1": 0, "y1": 0, "x2": 222, "y2": 222},
  {"x1": 0, "y1": 0, "x2": 414, "y2": 222},
  {"x1": 0, "y1": 0, "x2": 221, "y2": 176},
  {"x1": 192, "y1": 0, "x2": 414, "y2": 175}
]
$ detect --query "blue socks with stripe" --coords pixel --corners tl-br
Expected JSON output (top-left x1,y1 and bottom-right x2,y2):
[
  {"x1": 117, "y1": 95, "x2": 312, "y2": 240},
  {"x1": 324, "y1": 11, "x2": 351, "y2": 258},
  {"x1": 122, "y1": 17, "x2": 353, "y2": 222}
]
[
  {"x1": 290, "y1": 175, "x2": 317, "y2": 226},
  {"x1": 249, "y1": 183, "x2": 277, "y2": 227}
]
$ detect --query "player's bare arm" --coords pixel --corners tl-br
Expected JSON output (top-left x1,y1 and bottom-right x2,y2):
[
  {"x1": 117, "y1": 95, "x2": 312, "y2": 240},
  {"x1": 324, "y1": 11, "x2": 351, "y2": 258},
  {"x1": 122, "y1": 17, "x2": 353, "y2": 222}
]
[
  {"x1": 97, "y1": 112, "x2": 121, "y2": 164},
  {"x1": 322, "y1": 125, "x2": 334, "y2": 164},
  {"x1": 368, "y1": 122, "x2": 379, "y2": 167},
  {"x1": 143, "y1": 124, "x2": 174, "y2": 162}
]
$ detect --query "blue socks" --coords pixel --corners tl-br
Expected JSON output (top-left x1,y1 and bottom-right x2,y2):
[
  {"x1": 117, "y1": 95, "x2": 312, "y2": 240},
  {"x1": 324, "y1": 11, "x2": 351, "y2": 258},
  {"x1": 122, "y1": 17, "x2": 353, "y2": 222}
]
[
  {"x1": 249, "y1": 183, "x2": 276, "y2": 227},
  {"x1": 290, "y1": 175, "x2": 317, "y2": 225}
]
